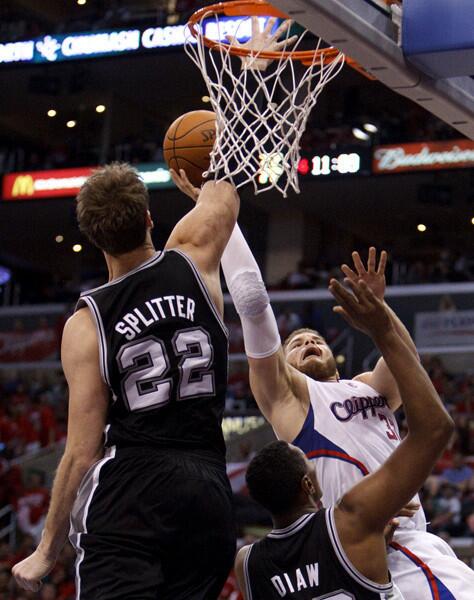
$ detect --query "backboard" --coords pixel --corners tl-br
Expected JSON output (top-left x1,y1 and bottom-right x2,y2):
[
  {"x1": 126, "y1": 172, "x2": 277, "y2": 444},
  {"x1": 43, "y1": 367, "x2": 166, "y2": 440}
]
[{"x1": 270, "y1": 0, "x2": 474, "y2": 140}]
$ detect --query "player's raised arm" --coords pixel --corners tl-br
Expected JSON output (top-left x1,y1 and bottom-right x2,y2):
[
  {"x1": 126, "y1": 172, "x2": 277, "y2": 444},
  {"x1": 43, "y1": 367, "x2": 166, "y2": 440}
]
[
  {"x1": 165, "y1": 177, "x2": 239, "y2": 316},
  {"x1": 170, "y1": 169, "x2": 307, "y2": 438},
  {"x1": 13, "y1": 309, "x2": 109, "y2": 592},
  {"x1": 329, "y1": 278, "x2": 453, "y2": 539},
  {"x1": 343, "y1": 248, "x2": 419, "y2": 411},
  {"x1": 223, "y1": 218, "x2": 312, "y2": 440},
  {"x1": 165, "y1": 178, "x2": 239, "y2": 275}
]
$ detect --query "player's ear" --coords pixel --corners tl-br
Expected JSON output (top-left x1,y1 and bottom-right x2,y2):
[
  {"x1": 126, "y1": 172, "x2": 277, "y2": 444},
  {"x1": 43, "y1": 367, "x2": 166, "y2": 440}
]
[
  {"x1": 301, "y1": 474, "x2": 316, "y2": 495},
  {"x1": 146, "y1": 210, "x2": 154, "y2": 230}
]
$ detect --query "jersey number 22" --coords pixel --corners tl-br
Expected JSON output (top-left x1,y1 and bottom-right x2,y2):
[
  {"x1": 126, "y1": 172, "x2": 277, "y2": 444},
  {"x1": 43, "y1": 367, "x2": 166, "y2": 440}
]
[{"x1": 117, "y1": 327, "x2": 215, "y2": 412}]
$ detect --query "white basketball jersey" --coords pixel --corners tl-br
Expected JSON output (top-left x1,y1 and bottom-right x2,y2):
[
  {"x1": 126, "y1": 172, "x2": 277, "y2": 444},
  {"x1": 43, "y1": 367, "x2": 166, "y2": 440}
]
[{"x1": 292, "y1": 377, "x2": 426, "y2": 532}]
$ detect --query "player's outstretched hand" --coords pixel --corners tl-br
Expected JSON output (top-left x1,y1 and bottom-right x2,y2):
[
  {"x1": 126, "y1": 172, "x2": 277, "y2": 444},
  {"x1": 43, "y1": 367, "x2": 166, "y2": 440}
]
[
  {"x1": 329, "y1": 277, "x2": 393, "y2": 341},
  {"x1": 341, "y1": 247, "x2": 387, "y2": 300},
  {"x1": 12, "y1": 547, "x2": 56, "y2": 592},
  {"x1": 226, "y1": 16, "x2": 298, "y2": 71},
  {"x1": 169, "y1": 168, "x2": 201, "y2": 202}
]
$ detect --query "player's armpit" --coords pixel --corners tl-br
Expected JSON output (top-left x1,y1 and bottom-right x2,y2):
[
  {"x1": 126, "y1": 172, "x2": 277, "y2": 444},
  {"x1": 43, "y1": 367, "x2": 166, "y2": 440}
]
[{"x1": 165, "y1": 180, "x2": 239, "y2": 274}]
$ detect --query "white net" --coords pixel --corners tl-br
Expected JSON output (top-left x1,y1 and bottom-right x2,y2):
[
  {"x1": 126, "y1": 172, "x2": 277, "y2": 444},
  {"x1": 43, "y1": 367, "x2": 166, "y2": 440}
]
[{"x1": 185, "y1": 10, "x2": 345, "y2": 197}]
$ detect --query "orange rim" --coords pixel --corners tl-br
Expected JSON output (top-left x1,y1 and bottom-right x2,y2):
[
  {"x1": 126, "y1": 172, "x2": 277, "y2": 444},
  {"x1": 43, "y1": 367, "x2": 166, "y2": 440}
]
[
  {"x1": 187, "y1": 0, "x2": 375, "y2": 77},
  {"x1": 188, "y1": 0, "x2": 339, "y2": 65}
]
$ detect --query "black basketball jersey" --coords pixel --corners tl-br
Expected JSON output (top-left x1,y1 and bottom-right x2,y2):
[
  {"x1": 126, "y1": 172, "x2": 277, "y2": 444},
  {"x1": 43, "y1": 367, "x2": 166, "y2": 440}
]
[
  {"x1": 244, "y1": 508, "x2": 397, "y2": 600},
  {"x1": 75, "y1": 249, "x2": 228, "y2": 459}
]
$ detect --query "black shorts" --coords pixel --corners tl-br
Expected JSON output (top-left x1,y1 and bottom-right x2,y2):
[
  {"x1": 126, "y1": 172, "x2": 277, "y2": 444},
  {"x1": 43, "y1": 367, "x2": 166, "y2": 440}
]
[{"x1": 70, "y1": 446, "x2": 236, "y2": 600}]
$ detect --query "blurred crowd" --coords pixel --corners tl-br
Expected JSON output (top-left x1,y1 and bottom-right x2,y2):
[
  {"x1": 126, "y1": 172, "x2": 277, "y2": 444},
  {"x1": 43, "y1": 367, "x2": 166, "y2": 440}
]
[
  {"x1": 279, "y1": 248, "x2": 474, "y2": 292},
  {"x1": 0, "y1": 377, "x2": 67, "y2": 461},
  {"x1": 0, "y1": 134, "x2": 168, "y2": 177},
  {"x1": 410, "y1": 357, "x2": 474, "y2": 542},
  {"x1": 4, "y1": 246, "x2": 474, "y2": 308}
]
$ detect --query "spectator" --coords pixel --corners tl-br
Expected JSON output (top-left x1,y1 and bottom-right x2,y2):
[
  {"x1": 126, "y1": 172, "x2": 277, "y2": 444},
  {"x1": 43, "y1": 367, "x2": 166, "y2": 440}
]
[
  {"x1": 430, "y1": 483, "x2": 464, "y2": 537},
  {"x1": 441, "y1": 454, "x2": 474, "y2": 493},
  {"x1": 282, "y1": 261, "x2": 313, "y2": 289},
  {"x1": 16, "y1": 471, "x2": 50, "y2": 544},
  {"x1": 439, "y1": 294, "x2": 457, "y2": 312},
  {"x1": 276, "y1": 308, "x2": 302, "y2": 340}
]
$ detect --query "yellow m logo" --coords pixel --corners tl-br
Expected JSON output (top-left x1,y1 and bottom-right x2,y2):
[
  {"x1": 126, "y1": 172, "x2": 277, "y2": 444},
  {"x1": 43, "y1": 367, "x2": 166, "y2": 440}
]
[{"x1": 12, "y1": 175, "x2": 34, "y2": 197}]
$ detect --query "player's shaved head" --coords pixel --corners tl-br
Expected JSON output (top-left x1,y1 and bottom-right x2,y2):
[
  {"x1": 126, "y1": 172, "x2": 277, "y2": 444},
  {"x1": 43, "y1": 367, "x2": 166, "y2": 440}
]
[{"x1": 246, "y1": 441, "x2": 316, "y2": 515}]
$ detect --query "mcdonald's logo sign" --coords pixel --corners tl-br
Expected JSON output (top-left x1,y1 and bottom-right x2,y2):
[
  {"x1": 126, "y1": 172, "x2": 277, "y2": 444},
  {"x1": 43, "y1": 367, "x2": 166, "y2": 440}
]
[
  {"x1": 2, "y1": 163, "x2": 173, "y2": 201},
  {"x1": 11, "y1": 174, "x2": 34, "y2": 197},
  {"x1": 2, "y1": 167, "x2": 94, "y2": 200}
]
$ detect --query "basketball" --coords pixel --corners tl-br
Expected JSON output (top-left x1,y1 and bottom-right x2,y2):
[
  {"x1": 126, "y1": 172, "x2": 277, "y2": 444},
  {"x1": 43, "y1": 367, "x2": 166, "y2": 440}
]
[{"x1": 163, "y1": 110, "x2": 216, "y2": 187}]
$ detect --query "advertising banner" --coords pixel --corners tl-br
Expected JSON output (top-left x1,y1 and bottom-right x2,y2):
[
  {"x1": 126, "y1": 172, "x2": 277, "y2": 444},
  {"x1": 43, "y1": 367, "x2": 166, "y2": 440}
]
[
  {"x1": 2, "y1": 163, "x2": 173, "y2": 200},
  {"x1": 415, "y1": 310, "x2": 474, "y2": 347},
  {"x1": 373, "y1": 139, "x2": 474, "y2": 173},
  {"x1": 0, "y1": 18, "x2": 272, "y2": 66},
  {"x1": 2, "y1": 168, "x2": 94, "y2": 200}
]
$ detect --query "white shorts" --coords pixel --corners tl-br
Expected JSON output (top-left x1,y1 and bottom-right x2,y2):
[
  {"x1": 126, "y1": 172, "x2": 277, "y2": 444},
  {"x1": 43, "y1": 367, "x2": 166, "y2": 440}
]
[{"x1": 388, "y1": 529, "x2": 474, "y2": 599}]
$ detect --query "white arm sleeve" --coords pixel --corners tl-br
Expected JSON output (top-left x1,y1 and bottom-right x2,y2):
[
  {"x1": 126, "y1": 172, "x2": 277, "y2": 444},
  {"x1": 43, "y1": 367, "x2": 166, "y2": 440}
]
[{"x1": 221, "y1": 225, "x2": 281, "y2": 359}]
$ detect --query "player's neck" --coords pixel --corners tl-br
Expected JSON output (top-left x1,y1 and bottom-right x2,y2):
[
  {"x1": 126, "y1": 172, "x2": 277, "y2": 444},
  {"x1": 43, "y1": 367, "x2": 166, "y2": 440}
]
[
  {"x1": 313, "y1": 373, "x2": 339, "y2": 383},
  {"x1": 272, "y1": 506, "x2": 318, "y2": 530},
  {"x1": 105, "y1": 242, "x2": 156, "y2": 282}
]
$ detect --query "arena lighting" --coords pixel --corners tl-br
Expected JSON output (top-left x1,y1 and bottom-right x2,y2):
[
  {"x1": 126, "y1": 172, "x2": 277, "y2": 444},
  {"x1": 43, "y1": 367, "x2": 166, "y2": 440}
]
[
  {"x1": 336, "y1": 354, "x2": 346, "y2": 365},
  {"x1": 77, "y1": 0, "x2": 87, "y2": 5},
  {"x1": 0, "y1": 266, "x2": 11, "y2": 285},
  {"x1": 95, "y1": 104, "x2": 106, "y2": 113},
  {"x1": 55, "y1": 235, "x2": 64, "y2": 243},
  {"x1": 47, "y1": 109, "x2": 57, "y2": 117},
  {"x1": 201, "y1": 96, "x2": 210, "y2": 103},
  {"x1": 363, "y1": 122, "x2": 378, "y2": 134},
  {"x1": 417, "y1": 223, "x2": 427, "y2": 232},
  {"x1": 72, "y1": 244, "x2": 82, "y2": 253},
  {"x1": 471, "y1": 217, "x2": 474, "y2": 225},
  {"x1": 352, "y1": 127, "x2": 370, "y2": 141},
  {"x1": 66, "y1": 120, "x2": 76, "y2": 128}
]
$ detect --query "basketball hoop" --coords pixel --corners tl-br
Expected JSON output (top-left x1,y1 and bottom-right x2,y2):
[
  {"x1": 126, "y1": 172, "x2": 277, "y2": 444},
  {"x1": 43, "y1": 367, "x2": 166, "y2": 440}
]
[{"x1": 185, "y1": 1, "x2": 366, "y2": 196}]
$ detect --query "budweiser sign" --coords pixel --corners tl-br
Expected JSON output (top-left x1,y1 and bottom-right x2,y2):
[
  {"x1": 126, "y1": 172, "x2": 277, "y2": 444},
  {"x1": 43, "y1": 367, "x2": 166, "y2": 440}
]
[{"x1": 373, "y1": 139, "x2": 474, "y2": 173}]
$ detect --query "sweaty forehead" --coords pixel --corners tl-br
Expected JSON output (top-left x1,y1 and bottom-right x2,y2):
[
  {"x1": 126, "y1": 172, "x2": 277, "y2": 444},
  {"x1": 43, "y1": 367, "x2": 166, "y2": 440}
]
[{"x1": 290, "y1": 332, "x2": 324, "y2": 346}]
